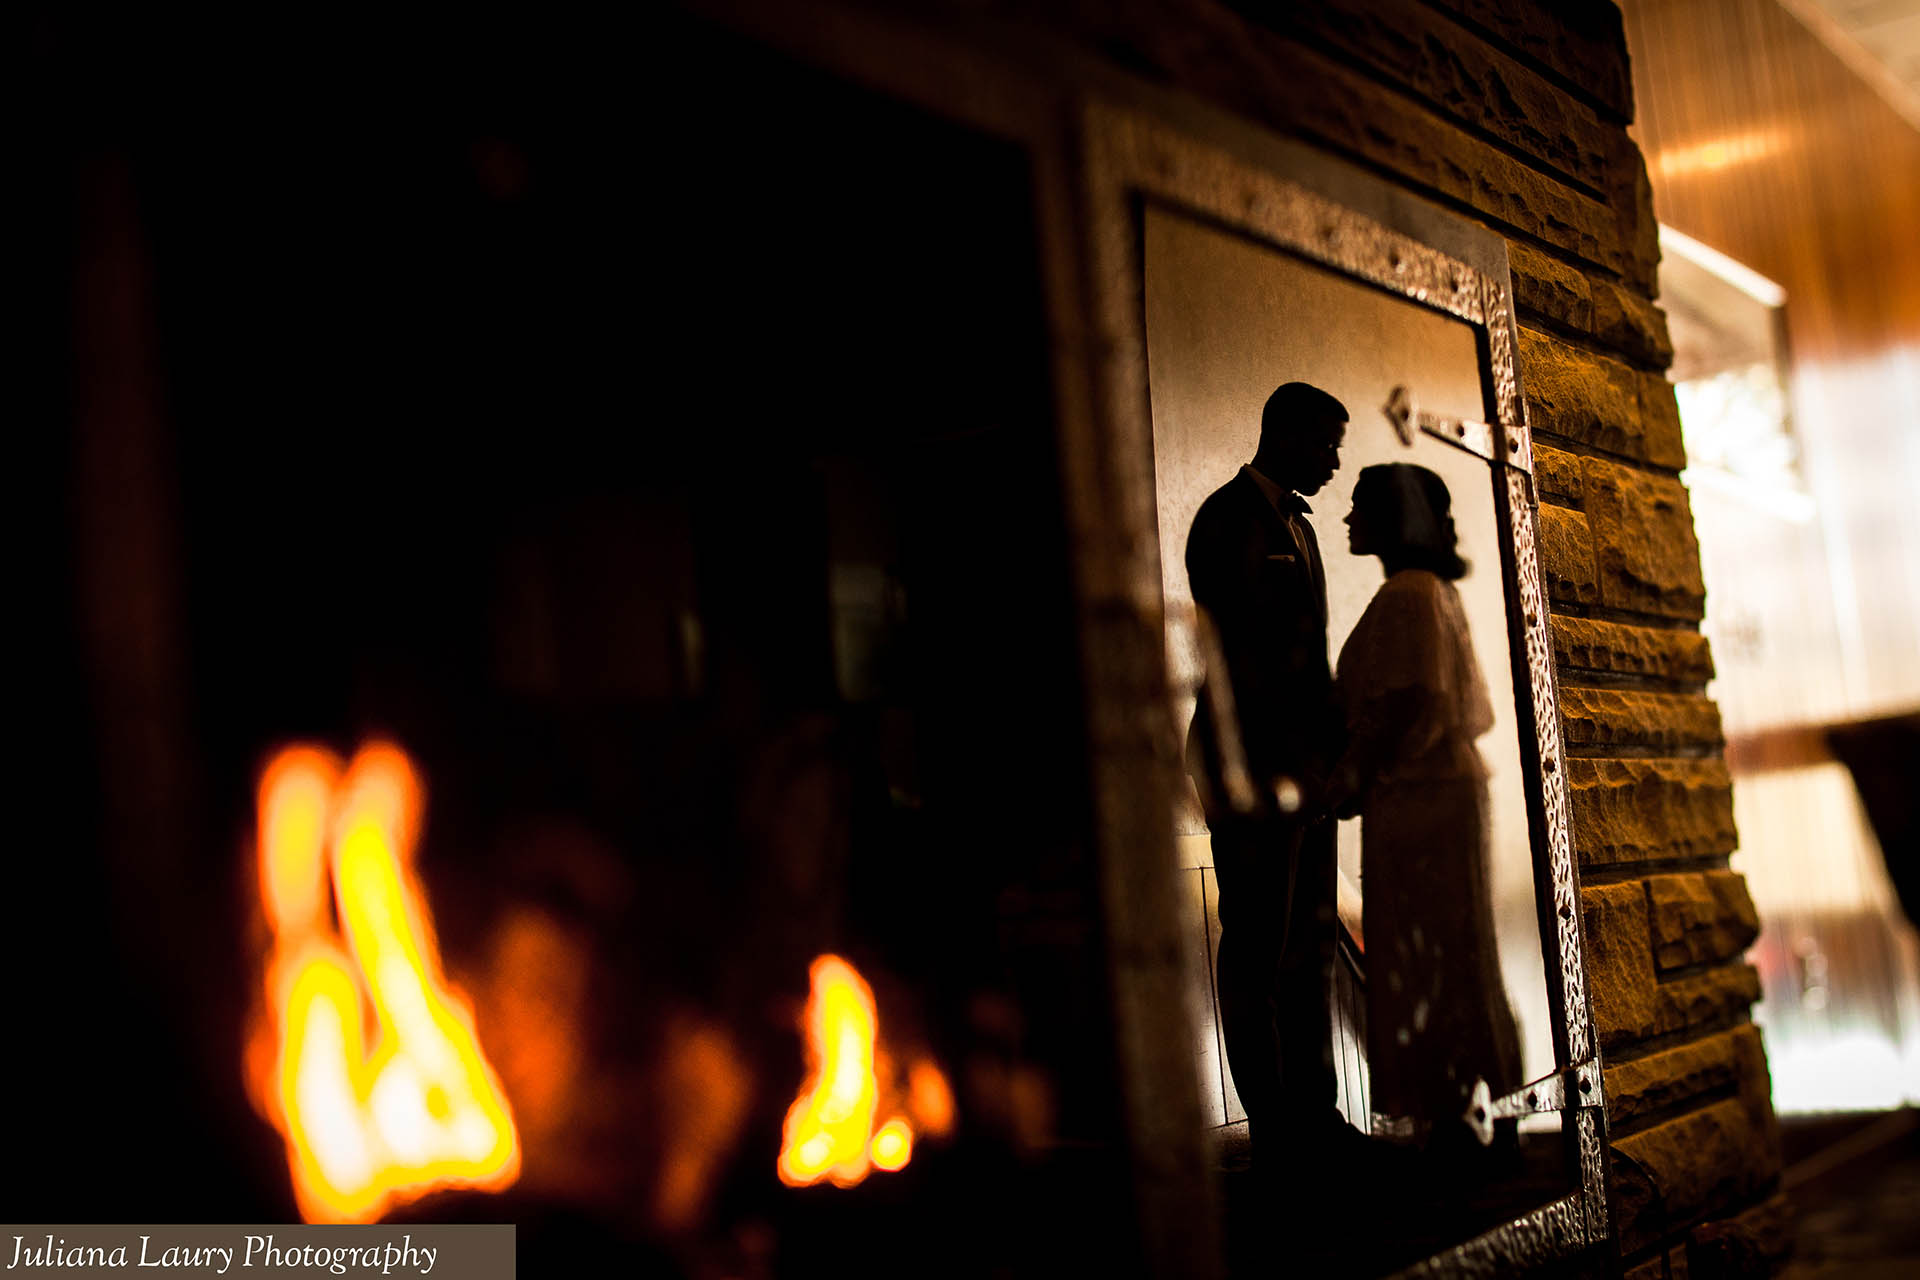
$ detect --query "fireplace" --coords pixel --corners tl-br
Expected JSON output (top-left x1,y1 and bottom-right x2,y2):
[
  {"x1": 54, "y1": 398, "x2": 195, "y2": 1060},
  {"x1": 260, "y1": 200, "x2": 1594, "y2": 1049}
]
[{"x1": 35, "y1": 11, "x2": 1155, "y2": 1275}]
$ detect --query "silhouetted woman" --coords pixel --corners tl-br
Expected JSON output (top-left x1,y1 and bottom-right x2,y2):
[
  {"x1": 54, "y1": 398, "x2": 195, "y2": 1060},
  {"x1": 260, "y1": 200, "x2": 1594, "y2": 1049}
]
[{"x1": 1330, "y1": 463, "x2": 1522, "y2": 1147}]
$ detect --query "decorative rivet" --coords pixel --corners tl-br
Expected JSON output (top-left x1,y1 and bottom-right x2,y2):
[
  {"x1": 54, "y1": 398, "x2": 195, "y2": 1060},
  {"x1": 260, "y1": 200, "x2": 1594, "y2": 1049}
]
[
  {"x1": 1579, "y1": 1077, "x2": 1592, "y2": 1095},
  {"x1": 1526, "y1": 1091, "x2": 1538, "y2": 1107}
]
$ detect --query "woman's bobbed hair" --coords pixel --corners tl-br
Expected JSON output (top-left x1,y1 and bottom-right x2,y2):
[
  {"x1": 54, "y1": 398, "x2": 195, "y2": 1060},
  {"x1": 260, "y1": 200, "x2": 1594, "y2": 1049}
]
[{"x1": 1353, "y1": 462, "x2": 1469, "y2": 580}]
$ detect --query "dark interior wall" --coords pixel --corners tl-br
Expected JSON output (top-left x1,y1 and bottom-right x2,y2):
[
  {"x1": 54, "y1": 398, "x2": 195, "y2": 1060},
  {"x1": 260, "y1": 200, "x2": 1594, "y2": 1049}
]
[{"x1": 25, "y1": 12, "x2": 1122, "y2": 1269}]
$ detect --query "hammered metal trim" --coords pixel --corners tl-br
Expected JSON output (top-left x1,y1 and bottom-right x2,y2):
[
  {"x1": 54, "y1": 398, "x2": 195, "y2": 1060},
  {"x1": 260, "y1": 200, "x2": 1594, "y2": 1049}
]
[
  {"x1": 1390, "y1": 1192, "x2": 1592, "y2": 1279},
  {"x1": 1483, "y1": 1059, "x2": 1594, "y2": 1121},
  {"x1": 1504, "y1": 466, "x2": 1591, "y2": 1068},
  {"x1": 1481, "y1": 273, "x2": 1532, "y2": 474},
  {"x1": 1090, "y1": 106, "x2": 1487, "y2": 327},
  {"x1": 1577, "y1": 1109, "x2": 1609, "y2": 1243},
  {"x1": 1421, "y1": 416, "x2": 1498, "y2": 461}
]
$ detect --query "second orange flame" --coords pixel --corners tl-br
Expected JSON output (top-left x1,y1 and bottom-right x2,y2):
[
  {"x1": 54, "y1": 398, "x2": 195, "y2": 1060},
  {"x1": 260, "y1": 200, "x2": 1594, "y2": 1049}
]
[{"x1": 777, "y1": 955, "x2": 954, "y2": 1188}]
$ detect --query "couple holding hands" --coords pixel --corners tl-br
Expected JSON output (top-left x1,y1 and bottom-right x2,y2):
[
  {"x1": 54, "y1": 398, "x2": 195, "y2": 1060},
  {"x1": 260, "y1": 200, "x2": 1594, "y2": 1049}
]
[{"x1": 1185, "y1": 381, "x2": 1521, "y2": 1180}]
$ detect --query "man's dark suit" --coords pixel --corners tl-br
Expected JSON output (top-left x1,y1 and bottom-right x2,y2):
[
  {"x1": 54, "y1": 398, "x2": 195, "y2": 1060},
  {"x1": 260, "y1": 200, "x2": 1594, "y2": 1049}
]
[{"x1": 1186, "y1": 467, "x2": 1342, "y2": 1141}]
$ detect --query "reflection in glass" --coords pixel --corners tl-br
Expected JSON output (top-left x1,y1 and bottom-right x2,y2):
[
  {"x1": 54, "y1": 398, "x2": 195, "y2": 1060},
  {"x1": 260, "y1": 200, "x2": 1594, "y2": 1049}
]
[
  {"x1": 1140, "y1": 207, "x2": 1574, "y2": 1268},
  {"x1": 1332, "y1": 464, "x2": 1522, "y2": 1145},
  {"x1": 1181, "y1": 383, "x2": 1347, "y2": 1160}
]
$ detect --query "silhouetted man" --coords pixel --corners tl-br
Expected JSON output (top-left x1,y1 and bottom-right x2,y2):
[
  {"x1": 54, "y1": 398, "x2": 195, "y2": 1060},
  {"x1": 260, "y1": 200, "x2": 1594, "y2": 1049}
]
[{"x1": 1186, "y1": 381, "x2": 1347, "y2": 1168}]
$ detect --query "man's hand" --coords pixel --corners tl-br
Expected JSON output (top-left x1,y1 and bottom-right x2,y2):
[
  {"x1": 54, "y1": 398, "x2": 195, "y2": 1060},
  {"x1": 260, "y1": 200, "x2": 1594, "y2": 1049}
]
[
  {"x1": 1318, "y1": 763, "x2": 1365, "y2": 821},
  {"x1": 1273, "y1": 768, "x2": 1346, "y2": 824}
]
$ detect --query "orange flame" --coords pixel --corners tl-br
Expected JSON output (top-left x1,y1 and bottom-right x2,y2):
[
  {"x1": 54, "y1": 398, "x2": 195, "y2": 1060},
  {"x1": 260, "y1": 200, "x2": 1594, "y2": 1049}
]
[
  {"x1": 250, "y1": 742, "x2": 520, "y2": 1222},
  {"x1": 777, "y1": 955, "x2": 954, "y2": 1188}
]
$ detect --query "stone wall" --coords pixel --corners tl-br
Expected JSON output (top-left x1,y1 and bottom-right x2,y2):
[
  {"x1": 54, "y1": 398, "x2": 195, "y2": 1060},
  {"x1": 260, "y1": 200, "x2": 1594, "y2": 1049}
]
[{"x1": 939, "y1": 0, "x2": 1783, "y2": 1272}]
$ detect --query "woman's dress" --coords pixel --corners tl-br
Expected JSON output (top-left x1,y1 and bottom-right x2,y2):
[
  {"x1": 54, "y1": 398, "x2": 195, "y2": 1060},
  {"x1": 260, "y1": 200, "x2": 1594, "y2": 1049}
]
[{"x1": 1335, "y1": 569, "x2": 1523, "y2": 1132}]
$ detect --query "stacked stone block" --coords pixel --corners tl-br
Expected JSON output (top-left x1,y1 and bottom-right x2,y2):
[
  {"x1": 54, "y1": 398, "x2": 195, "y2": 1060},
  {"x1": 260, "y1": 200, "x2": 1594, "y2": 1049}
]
[{"x1": 940, "y1": 0, "x2": 1785, "y2": 1272}]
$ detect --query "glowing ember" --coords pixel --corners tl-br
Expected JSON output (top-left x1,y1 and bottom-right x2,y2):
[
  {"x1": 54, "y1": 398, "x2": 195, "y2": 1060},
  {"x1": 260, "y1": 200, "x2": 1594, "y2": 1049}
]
[
  {"x1": 250, "y1": 743, "x2": 520, "y2": 1223},
  {"x1": 906, "y1": 1059, "x2": 955, "y2": 1138},
  {"x1": 777, "y1": 954, "x2": 953, "y2": 1188},
  {"x1": 869, "y1": 1118, "x2": 912, "y2": 1172},
  {"x1": 654, "y1": 1017, "x2": 753, "y2": 1232}
]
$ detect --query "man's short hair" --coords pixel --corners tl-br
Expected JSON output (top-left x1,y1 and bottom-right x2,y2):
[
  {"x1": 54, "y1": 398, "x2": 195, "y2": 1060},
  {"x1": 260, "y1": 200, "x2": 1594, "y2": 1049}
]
[{"x1": 1259, "y1": 382, "x2": 1349, "y2": 450}]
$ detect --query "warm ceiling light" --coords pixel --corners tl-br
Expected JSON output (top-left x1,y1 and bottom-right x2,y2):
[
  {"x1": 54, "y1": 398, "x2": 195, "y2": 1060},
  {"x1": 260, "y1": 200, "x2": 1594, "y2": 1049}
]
[{"x1": 1654, "y1": 130, "x2": 1788, "y2": 179}]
